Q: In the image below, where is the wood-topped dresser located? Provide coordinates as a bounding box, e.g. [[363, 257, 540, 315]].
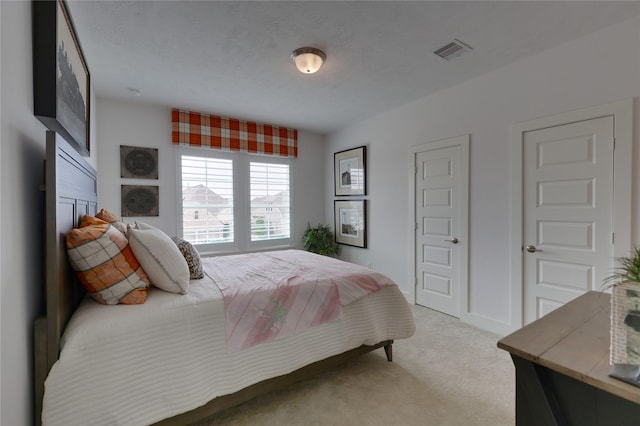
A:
[[498, 291, 640, 426]]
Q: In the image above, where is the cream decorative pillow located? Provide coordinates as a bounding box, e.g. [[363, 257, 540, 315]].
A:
[[66, 216, 149, 305], [128, 223, 190, 294], [171, 236, 204, 279]]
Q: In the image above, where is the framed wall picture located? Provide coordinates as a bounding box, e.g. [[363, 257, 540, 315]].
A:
[[33, 0, 91, 156], [334, 200, 366, 248], [120, 146, 159, 179], [121, 185, 159, 217], [334, 146, 366, 196]]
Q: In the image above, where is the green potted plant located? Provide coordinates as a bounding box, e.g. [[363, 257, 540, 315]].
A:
[[302, 223, 340, 257], [603, 247, 640, 289], [605, 247, 640, 370]]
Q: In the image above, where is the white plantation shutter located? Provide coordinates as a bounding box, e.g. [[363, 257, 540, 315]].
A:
[[178, 148, 292, 254], [180, 155, 234, 245], [250, 162, 290, 241]]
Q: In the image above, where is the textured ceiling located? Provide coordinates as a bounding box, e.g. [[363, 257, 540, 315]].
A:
[[66, 1, 640, 134]]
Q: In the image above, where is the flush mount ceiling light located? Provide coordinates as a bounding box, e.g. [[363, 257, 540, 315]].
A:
[[290, 47, 326, 74]]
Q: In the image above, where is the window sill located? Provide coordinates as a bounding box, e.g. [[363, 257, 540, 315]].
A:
[[199, 244, 297, 258]]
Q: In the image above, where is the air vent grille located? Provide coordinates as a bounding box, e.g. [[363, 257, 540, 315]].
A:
[[434, 39, 473, 61]]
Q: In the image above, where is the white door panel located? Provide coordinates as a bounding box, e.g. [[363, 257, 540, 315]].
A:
[[423, 272, 451, 295], [539, 179, 593, 206], [523, 116, 614, 324], [537, 259, 593, 290]]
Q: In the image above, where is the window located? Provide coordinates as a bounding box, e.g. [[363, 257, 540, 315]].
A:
[[178, 147, 291, 254]]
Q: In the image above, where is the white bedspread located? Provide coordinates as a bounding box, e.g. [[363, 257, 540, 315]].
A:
[[42, 251, 415, 426]]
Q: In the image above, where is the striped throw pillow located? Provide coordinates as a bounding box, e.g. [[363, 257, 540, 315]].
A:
[[66, 216, 149, 304], [128, 223, 190, 294]]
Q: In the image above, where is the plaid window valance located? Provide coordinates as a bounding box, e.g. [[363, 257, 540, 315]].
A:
[[171, 109, 298, 158]]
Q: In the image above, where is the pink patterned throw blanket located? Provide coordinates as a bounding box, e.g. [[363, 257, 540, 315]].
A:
[[202, 250, 394, 352]]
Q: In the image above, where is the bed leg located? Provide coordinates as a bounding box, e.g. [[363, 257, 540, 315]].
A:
[[384, 341, 393, 362]]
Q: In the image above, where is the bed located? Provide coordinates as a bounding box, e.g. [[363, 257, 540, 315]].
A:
[[34, 131, 416, 426]]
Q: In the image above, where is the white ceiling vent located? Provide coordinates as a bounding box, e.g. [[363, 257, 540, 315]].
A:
[[434, 39, 473, 61]]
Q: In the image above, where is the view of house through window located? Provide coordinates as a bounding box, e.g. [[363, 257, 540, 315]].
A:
[[180, 156, 234, 244], [250, 162, 290, 241], [179, 151, 291, 252]]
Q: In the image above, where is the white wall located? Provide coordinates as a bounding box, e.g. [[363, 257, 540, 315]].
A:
[[1, 2, 4, 419], [0, 2, 98, 424], [96, 98, 326, 247], [325, 14, 640, 334]]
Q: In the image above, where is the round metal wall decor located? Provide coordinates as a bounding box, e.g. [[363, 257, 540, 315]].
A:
[[120, 145, 158, 179], [121, 185, 159, 217], [124, 149, 155, 176]]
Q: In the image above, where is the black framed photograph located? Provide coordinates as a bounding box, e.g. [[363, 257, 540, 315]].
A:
[[121, 185, 159, 217], [120, 146, 159, 179], [334, 146, 366, 196], [33, 0, 91, 156], [334, 200, 366, 248]]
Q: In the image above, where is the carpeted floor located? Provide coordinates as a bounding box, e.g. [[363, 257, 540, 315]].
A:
[[197, 305, 515, 426]]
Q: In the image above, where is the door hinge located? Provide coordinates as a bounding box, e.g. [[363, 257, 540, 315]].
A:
[[612, 232, 615, 244]]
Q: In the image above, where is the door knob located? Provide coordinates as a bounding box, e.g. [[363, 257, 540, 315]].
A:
[[526, 245, 541, 253], [444, 238, 459, 244]]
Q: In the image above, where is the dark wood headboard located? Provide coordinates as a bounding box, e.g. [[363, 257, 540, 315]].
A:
[[34, 131, 97, 425]]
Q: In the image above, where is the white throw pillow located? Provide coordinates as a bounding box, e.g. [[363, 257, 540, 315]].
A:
[[128, 224, 190, 294]]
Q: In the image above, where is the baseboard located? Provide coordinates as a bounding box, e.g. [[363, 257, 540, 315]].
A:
[[409, 300, 515, 337], [459, 311, 514, 337]]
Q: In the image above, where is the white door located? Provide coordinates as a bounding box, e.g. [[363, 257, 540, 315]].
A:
[[414, 136, 468, 317], [523, 116, 614, 324]]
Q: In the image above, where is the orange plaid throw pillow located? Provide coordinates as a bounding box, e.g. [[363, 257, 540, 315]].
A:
[[95, 208, 128, 236], [66, 215, 149, 304]]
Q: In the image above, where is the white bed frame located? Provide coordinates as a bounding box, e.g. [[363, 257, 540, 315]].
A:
[[34, 131, 392, 426]]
